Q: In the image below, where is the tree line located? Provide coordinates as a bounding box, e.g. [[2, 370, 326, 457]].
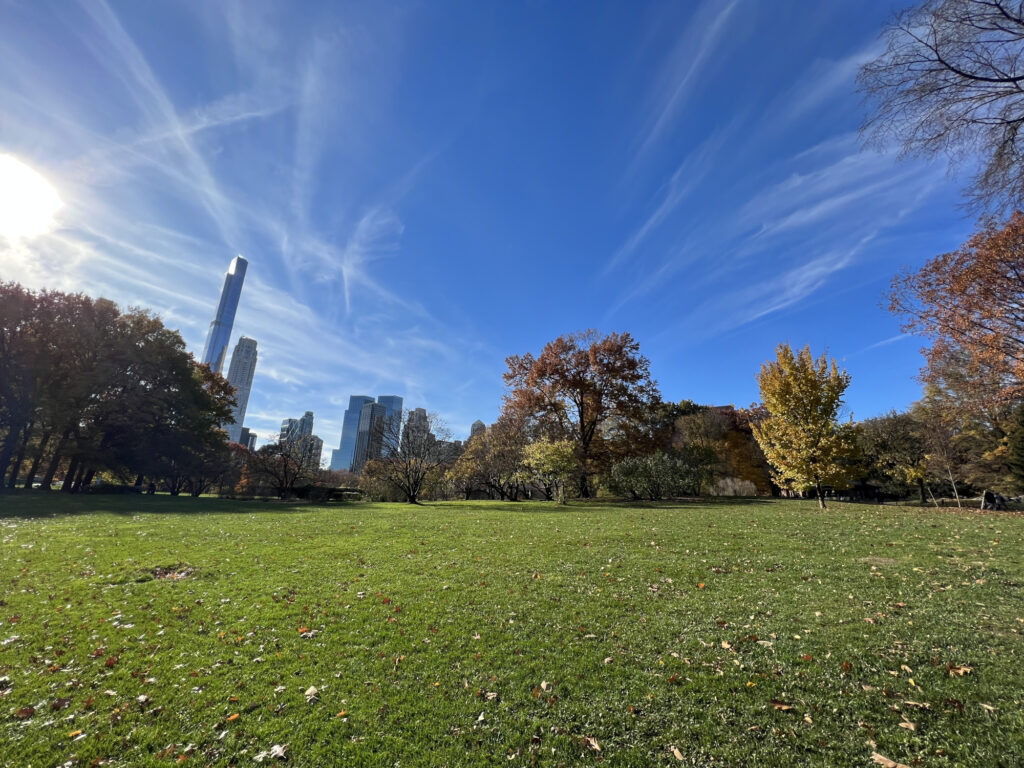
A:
[[0, 282, 236, 495]]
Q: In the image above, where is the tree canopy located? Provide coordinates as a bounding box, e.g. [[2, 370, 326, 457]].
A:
[[752, 344, 857, 509], [503, 330, 659, 497]]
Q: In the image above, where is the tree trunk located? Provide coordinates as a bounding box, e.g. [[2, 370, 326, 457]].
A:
[[81, 468, 96, 491], [946, 465, 962, 509], [0, 425, 23, 491], [815, 481, 827, 510], [917, 477, 927, 505], [23, 430, 51, 490], [71, 464, 88, 493], [62, 455, 80, 493], [578, 473, 590, 499], [41, 430, 71, 490], [7, 421, 33, 488]]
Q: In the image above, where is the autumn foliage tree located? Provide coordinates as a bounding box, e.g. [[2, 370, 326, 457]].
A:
[[503, 330, 659, 497], [890, 213, 1024, 402], [752, 344, 857, 509]]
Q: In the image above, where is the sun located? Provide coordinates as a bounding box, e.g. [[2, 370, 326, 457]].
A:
[[0, 154, 64, 242]]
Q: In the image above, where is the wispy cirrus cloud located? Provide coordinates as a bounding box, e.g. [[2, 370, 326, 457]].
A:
[[633, 0, 740, 161], [0, 0, 494, 452]]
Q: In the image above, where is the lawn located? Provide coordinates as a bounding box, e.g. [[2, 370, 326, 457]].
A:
[[0, 495, 1022, 767]]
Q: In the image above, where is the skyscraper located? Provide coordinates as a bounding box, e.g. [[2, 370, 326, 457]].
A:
[[225, 336, 257, 443], [402, 407, 432, 454], [201, 255, 248, 374], [470, 420, 486, 439], [280, 411, 313, 444], [377, 395, 404, 450], [330, 395, 375, 471], [351, 401, 387, 472]]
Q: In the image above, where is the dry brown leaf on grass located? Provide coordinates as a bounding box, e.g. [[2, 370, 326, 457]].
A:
[[584, 736, 601, 752], [304, 686, 318, 703], [899, 720, 915, 731], [671, 746, 684, 761], [871, 753, 910, 768], [770, 699, 793, 711], [540, 680, 552, 692]]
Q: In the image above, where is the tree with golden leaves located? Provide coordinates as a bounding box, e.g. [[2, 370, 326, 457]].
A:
[[752, 344, 857, 509]]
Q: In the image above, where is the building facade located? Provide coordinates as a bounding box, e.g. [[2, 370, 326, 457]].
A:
[[470, 420, 486, 439], [330, 395, 375, 471], [351, 401, 387, 472], [201, 255, 248, 374], [377, 395, 404, 447], [280, 411, 313, 444], [225, 336, 257, 443]]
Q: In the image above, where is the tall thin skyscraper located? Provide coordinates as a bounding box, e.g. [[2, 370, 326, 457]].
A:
[[225, 337, 258, 443], [330, 395, 375, 471], [201, 255, 248, 374]]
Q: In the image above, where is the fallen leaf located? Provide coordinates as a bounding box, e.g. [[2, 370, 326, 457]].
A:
[[671, 746, 684, 761], [770, 700, 793, 711], [604, 657, 613, 665], [947, 664, 973, 677], [584, 736, 601, 752], [69, 730, 83, 738], [540, 681, 552, 692], [304, 686, 318, 703], [871, 753, 911, 768], [14, 707, 34, 719], [899, 720, 915, 731], [227, 713, 239, 722], [270, 744, 287, 760]]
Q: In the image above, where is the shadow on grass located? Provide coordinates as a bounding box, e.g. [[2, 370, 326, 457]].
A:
[[0, 489, 362, 519]]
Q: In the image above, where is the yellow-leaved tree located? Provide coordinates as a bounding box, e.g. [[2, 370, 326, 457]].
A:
[[752, 343, 857, 509]]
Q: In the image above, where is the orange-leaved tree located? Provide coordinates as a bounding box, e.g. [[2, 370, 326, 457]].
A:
[[503, 330, 659, 498], [890, 213, 1024, 404]]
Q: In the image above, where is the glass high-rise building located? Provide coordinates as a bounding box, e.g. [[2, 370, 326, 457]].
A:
[[201, 255, 248, 374], [377, 395, 403, 446], [330, 395, 375, 471], [351, 402, 387, 472], [280, 411, 314, 444], [225, 336, 257, 443]]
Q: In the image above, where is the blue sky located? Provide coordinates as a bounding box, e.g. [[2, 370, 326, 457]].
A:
[[0, 0, 975, 451]]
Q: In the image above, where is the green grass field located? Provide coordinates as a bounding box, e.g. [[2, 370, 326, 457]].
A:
[[0, 495, 1021, 767]]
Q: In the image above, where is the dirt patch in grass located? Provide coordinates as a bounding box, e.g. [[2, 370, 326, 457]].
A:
[[151, 564, 194, 580]]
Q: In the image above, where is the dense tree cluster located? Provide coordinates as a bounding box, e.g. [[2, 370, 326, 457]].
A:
[[0, 282, 236, 495]]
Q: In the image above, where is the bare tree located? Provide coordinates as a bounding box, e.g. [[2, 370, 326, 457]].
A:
[[365, 410, 460, 503], [248, 440, 315, 498], [859, 0, 1024, 212]]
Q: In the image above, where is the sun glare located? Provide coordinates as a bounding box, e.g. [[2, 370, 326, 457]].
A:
[[0, 154, 64, 242]]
